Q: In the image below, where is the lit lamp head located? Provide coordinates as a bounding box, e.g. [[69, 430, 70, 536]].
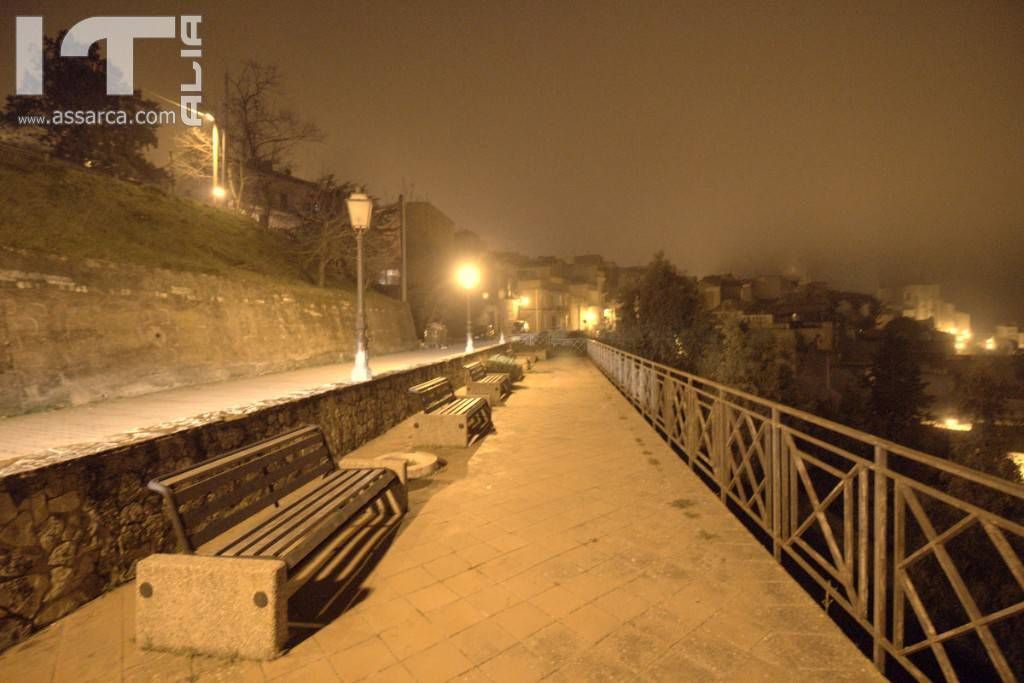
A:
[[519, 296, 530, 307], [456, 263, 481, 291], [211, 185, 227, 199], [346, 191, 373, 232]]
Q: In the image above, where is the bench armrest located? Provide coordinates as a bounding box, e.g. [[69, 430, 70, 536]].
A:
[[340, 456, 408, 485]]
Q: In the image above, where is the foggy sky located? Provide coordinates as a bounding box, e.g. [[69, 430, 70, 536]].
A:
[[2, 1, 1022, 329]]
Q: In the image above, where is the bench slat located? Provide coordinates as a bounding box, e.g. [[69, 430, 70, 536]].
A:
[[236, 469, 379, 559], [409, 377, 456, 413], [178, 443, 331, 529], [212, 469, 367, 557], [286, 509, 401, 595], [187, 456, 338, 549], [437, 397, 485, 416], [172, 436, 324, 506], [465, 362, 487, 381], [213, 470, 393, 568], [158, 426, 321, 490], [275, 473, 394, 568]]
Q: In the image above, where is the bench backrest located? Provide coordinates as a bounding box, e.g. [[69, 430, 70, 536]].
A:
[[148, 425, 334, 552], [408, 376, 456, 413], [488, 355, 524, 381], [465, 362, 487, 381]]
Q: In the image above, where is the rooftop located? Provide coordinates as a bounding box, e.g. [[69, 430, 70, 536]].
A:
[[0, 356, 880, 682]]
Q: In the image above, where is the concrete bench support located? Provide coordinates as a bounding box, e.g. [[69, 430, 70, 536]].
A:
[[467, 379, 505, 406], [136, 554, 287, 660], [412, 411, 477, 447]]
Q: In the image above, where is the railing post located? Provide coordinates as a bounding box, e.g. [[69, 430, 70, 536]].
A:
[[858, 465, 869, 619], [684, 378, 696, 463], [872, 445, 888, 672], [770, 406, 782, 562], [715, 388, 728, 502]]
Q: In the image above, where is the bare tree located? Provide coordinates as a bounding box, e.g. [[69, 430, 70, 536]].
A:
[[338, 199, 402, 292], [169, 125, 214, 182], [294, 175, 354, 287], [294, 180, 403, 290], [226, 61, 323, 226]]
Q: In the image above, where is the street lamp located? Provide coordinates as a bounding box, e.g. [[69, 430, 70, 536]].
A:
[[346, 191, 373, 381], [203, 112, 228, 201], [456, 263, 481, 353]]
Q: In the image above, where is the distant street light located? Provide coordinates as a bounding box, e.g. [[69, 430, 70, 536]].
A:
[[146, 91, 227, 199], [347, 191, 374, 381], [456, 263, 481, 353], [203, 111, 227, 201]]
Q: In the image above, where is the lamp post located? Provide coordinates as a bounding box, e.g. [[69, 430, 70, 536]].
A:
[[346, 191, 373, 381], [456, 263, 481, 354], [202, 112, 227, 201]]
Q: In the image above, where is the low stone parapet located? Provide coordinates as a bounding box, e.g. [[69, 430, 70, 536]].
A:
[[0, 345, 497, 652]]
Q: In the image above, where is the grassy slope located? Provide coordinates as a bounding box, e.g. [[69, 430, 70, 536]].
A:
[[0, 152, 342, 290]]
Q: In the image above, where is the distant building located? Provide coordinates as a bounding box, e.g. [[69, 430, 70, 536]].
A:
[[877, 283, 971, 352], [403, 201, 459, 335], [174, 163, 317, 230], [994, 325, 1022, 352], [245, 167, 319, 229], [751, 274, 800, 301], [478, 254, 618, 334], [699, 274, 753, 311]]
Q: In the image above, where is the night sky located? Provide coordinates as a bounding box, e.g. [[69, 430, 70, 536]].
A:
[[2, 1, 1022, 329]]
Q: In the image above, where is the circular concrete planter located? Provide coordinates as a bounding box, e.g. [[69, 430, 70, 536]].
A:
[[376, 451, 441, 479]]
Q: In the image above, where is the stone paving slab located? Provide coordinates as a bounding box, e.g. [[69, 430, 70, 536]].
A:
[[0, 356, 883, 682]]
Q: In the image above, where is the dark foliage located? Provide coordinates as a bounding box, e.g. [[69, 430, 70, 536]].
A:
[[863, 317, 933, 445], [612, 252, 713, 371], [4, 31, 164, 182]]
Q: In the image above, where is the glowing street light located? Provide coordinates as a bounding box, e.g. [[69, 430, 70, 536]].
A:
[[347, 191, 374, 381], [456, 263, 481, 353], [201, 112, 229, 201]]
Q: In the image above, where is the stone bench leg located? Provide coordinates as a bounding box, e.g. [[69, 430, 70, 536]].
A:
[[466, 380, 504, 406], [136, 554, 287, 660], [411, 413, 474, 447]]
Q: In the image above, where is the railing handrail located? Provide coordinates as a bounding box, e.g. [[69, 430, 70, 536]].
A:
[[587, 339, 1024, 501], [586, 338, 1024, 682]]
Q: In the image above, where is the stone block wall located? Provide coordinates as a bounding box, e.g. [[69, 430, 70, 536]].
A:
[[0, 248, 417, 417], [0, 345, 498, 651]]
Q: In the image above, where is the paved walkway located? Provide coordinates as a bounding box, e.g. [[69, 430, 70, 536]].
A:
[[0, 342, 501, 464], [0, 356, 882, 682]]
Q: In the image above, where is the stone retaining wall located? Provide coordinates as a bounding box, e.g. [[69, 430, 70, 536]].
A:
[[0, 346, 498, 651], [0, 248, 417, 417]]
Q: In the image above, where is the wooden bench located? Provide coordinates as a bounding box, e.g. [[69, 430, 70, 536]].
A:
[[487, 354, 526, 382], [464, 361, 511, 405], [136, 425, 407, 660], [408, 376, 493, 447]]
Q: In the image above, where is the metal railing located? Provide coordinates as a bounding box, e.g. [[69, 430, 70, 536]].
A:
[[550, 337, 588, 354], [588, 340, 1024, 682]]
